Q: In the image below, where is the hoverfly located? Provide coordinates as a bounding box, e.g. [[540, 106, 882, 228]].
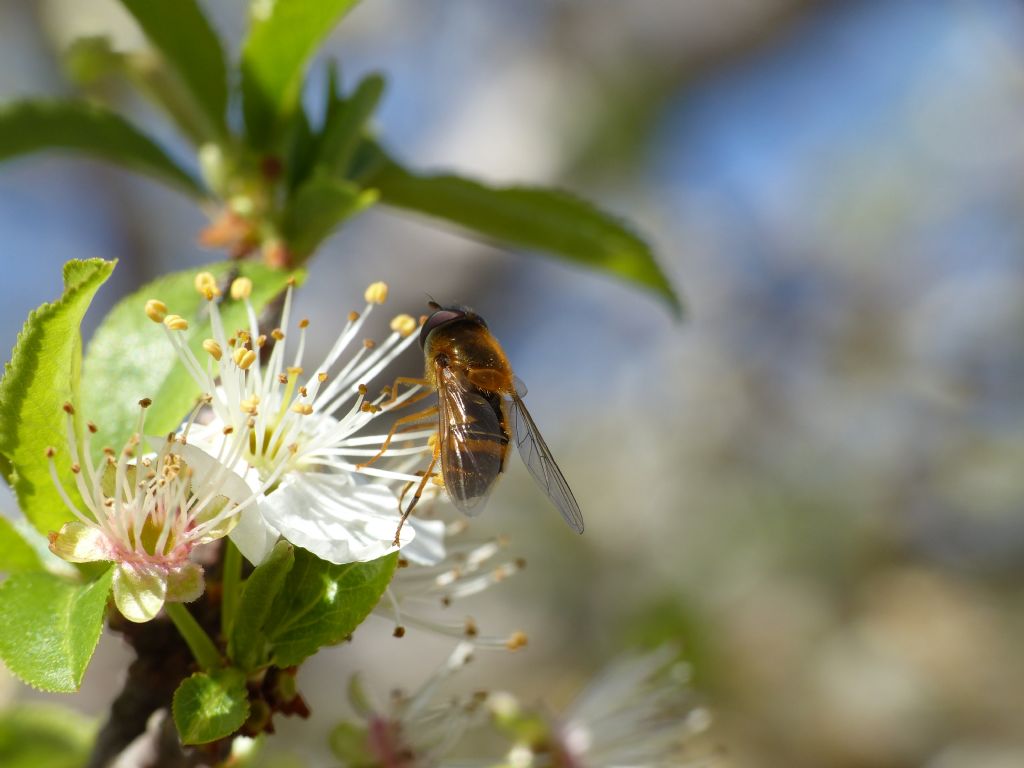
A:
[[359, 302, 584, 543]]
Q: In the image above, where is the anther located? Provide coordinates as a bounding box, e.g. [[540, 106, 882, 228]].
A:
[[233, 348, 257, 370], [348, 310, 360, 322], [194, 271, 221, 300], [203, 339, 223, 360], [506, 631, 528, 651], [164, 314, 189, 331], [392, 626, 406, 638], [87, 422, 98, 433], [63, 402, 75, 415], [45, 446, 56, 458], [299, 319, 310, 329], [240, 395, 260, 414], [277, 374, 288, 384], [257, 334, 267, 348], [271, 329, 284, 341], [390, 314, 417, 337], [286, 366, 303, 376], [364, 281, 388, 304], [464, 619, 479, 638], [291, 403, 313, 415], [317, 372, 328, 383], [144, 299, 168, 323], [139, 398, 152, 409], [358, 384, 368, 396], [363, 339, 376, 350], [70, 463, 80, 474], [230, 276, 253, 300]]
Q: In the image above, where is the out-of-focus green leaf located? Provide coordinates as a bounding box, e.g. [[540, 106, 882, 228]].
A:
[[0, 259, 114, 536], [172, 667, 250, 745], [0, 568, 113, 692], [282, 175, 377, 258], [228, 541, 295, 672], [265, 549, 397, 667], [0, 704, 95, 768], [0, 517, 42, 574], [364, 148, 682, 316], [117, 0, 228, 138], [316, 73, 384, 177], [81, 263, 300, 453], [0, 101, 203, 196], [241, 0, 361, 147]]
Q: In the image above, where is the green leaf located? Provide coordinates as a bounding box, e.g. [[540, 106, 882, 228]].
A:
[[117, 0, 228, 138], [0, 101, 204, 197], [0, 259, 115, 536], [0, 568, 113, 692], [364, 149, 681, 316], [266, 549, 397, 667], [81, 262, 300, 453], [316, 73, 384, 178], [228, 541, 295, 672], [0, 517, 42, 574], [172, 667, 250, 745], [241, 0, 361, 147], [0, 704, 96, 768], [282, 175, 377, 258]]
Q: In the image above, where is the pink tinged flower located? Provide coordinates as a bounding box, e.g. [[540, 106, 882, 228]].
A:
[[150, 274, 434, 566], [46, 400, 257, 623]]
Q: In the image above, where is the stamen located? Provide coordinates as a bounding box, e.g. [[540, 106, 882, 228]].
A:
[[203, 339, 223, 360], [144, 299, 168, 323], [230, 276, 253, 300], [390, 314, 417, 337], [194, 271, 221, 300], [364, 281, 388, 305], [164, 314, 189, 331]]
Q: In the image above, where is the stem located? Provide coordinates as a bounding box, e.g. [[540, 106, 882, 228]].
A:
[[222, 538, 242, 638], [166, 603, 222, 671]]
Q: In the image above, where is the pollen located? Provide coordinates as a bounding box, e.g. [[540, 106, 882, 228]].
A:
[[164, 314, 189, 331], [364, 281, 388, 305], [202, 339, 223, 360], [230, 276, 253, 300], [291, 403, 313, 415], [233, 347, 257, 370], [390, 314, 417, 337], [194, 271, 221, 300], [144, 299, 168, 323]]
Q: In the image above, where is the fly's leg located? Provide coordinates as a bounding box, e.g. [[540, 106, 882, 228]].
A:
[[355, 406, 438, 470], [394, 448, 440, 546], [378, 376, 431, 408]]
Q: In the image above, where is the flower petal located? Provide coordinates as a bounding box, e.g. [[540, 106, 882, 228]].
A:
[[166, 561, 205, 604], [403, 518, 446, 566], [260, 473, 413, 564], [48, 521, 111, 563], [229, 506, 280, 565], [112, 562, 168, 623]]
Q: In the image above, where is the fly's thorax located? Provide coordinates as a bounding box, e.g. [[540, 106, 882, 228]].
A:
[[423, 319, 514, 393]]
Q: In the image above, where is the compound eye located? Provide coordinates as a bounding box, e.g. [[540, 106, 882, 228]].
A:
[[419, 309, 464, 348]]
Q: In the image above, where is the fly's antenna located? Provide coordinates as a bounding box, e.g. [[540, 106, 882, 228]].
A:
[[425, 294, 442, 311]]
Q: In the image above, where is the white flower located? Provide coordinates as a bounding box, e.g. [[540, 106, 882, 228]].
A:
[[495, 646, 714, 768], [331, 642, 487, 767], [149, 274, 434, 566], [46, 399, 256, 622], [379, 518, 529, 651]]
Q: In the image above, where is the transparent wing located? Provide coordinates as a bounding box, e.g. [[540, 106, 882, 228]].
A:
[[436, 365, 508, 516], [509, 392, 584, 534]]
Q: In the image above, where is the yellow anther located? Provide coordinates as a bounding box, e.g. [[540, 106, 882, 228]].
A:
[[230, 276, 253, 300], [291, 403, 314, 415], [277, 373, 288, 384], [363, 339, 376, 350], [390, 314, 417, 337], [233, 347, 257, 370], [506, 631, 528, 651], [286, 366, 303, 376], [271, 328, 284, 341], [194, 271, 220, 300], [358, 384, 368, 396], [299, 318, 310, 329], [464, 618, 479, 638], [145, 299, 168, 323], [257, 334, 267, 348], [348, 310, 360, 322], [240, 395, 260, 414], [318, 372, 328, 383], [364, 281, 388, 304], [298, 386, 308, 397], [202, 339, 223, 361], [71, 463, 80, 474], [164, 314, 189, 331]]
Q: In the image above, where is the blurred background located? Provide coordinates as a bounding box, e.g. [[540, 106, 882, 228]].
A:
[[3, 0, 1024, 766]]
